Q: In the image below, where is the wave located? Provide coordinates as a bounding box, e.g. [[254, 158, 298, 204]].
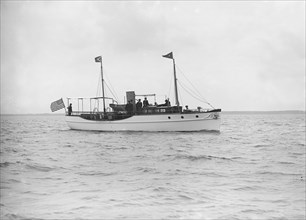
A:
[[0, 161, 23, 168], [77, 171, 116, 176], [136, 167, 158, 174], [234, 186, 264, 191], [0, 162, 11, 168], [1, 209, 44, 220], [252, 144, 271, 148], [240, 209, 271, 214], [25, 164, 55, 172], [175, 154, 233, 161], [277, 161, 296, 165], [197, 171, 226, 178], [63, 144, 73, 148], [153, 186, 168, 192], [256, 171, 302, 176], [178, 194, 194, 200]]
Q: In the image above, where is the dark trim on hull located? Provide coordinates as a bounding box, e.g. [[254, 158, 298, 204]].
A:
[[67, 110, 221, 122], [208, 108, 221, 113]]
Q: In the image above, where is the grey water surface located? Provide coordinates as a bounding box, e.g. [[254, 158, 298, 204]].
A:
[[0, 112, 305, 219]]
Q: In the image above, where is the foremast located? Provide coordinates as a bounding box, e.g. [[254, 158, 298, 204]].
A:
[[95, 56, 106, 115]]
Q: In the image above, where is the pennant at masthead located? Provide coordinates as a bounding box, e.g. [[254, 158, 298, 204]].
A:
[[162, 52, 173, 59], [95, 56, 102, 62]]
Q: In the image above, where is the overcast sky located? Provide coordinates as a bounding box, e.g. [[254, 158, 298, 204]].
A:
[[1, 1, 305, 114]]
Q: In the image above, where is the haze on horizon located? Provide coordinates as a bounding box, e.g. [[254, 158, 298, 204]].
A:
[[1, 1, 305, 114]]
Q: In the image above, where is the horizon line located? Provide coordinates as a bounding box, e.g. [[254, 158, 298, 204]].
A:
[[0, 110, 305, 116]]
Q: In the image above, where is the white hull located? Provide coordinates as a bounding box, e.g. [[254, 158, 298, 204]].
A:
[[65, 112, 221, 132]]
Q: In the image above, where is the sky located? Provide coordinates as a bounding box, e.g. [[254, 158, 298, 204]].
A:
[[1, 1, 305, 114]]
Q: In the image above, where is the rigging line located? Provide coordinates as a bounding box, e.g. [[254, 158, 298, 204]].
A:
[[104, 80, 118, 101], [176, 64, 205, 99], [179, 81, 214, 109], [178, 83, 184, 107], [178, 80, 214, 108], [176, 65, 208, 101], [103, 70, 119, 102], [178, 79, 208, 103], [104, 81, 119, 102], [177, 66, 207, 102], [181, 81, 214, 108], [176, 67, 214, 108], [178, 80, 205, 103]]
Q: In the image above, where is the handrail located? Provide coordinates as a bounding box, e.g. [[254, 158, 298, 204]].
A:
[[67, 96, 118, 103]]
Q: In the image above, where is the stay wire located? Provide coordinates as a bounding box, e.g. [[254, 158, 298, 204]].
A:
[[103, 70, 119, 102], [178, 80, 206, 102], [177, 80, 214, 109], [104, 81, 119, 103], [176, 65, 210, 103]]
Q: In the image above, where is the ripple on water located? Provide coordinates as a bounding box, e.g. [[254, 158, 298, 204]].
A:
[[0, 113, 305, 219]]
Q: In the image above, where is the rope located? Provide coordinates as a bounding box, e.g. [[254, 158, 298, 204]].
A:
[[177, 80, 214, 109], [95, 68, 120, 106], [176, 65, 208, 102], [176, 65, 215, 109], [104, 81, 119, 102], [104, 70, 119, 101]]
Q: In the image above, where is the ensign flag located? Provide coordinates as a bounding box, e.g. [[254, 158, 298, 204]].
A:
[[50, 98, 65, 112]]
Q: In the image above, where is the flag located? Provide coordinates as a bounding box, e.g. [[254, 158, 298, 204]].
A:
[[50, 98, 65, 112], [95, 56, 102, 62], [162, 52, 173, 59]]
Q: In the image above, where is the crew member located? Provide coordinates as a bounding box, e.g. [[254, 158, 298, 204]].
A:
[[143, 97, 149, 107], [136, 99, 142, 112], [68, 103, 72, 116]]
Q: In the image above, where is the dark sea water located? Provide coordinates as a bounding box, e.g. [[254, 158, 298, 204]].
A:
[[0, 112, 305, 220]]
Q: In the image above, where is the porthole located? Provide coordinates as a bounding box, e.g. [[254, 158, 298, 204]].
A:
[[168, 116, 171, 119], [181, 116, 184, 119], [196, 115, 199, 118]]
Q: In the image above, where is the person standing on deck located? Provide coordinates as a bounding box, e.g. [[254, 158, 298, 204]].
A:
[[68, 104, 72, 116], [166, 98, 171, 106], [143, 97, 149, 107], [136, 99, 142, 112]]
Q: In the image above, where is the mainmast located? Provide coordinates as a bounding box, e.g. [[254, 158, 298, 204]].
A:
[[95, 56, 106, 114], [163, 52, 179, 107], [172, 58, 179, 107]]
